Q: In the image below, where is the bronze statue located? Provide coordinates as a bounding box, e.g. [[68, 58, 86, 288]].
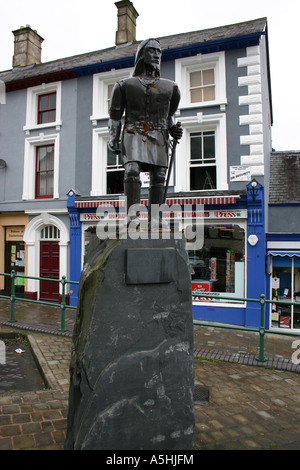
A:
[[108, 38, 182, 227]]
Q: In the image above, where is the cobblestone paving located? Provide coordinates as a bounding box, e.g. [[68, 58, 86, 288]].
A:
[[194, 358, 300, 450], [1, 320, 300, 450], [0, 331, 72, 450]]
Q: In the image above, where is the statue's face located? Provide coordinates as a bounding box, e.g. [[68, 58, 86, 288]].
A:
[[143, 40, 161, 73]]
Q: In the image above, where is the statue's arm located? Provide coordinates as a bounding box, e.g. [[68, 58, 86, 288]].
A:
[[168, 83, 182, 140], [108, 82, 125, 153]]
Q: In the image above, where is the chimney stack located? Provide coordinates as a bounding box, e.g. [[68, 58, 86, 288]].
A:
[[115, 1, 139, 46], [12, 25, 44, 68]]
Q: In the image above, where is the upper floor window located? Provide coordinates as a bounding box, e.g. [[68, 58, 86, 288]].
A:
[[23, 133, 60, 201], [38, 92, 56, 124], [91, 69, 133, 122], [24, 82, 62, 132], [175, 51, 226, 109], [35, 145, 54, 198], [174, 113, 228, 192], [190, 69, 215, 103], [190, 131, 216, 190], [106, 84, 115, 115]]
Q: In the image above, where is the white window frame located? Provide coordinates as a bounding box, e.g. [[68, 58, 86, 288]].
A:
[[22, 133, 60, 200], [175, 113, 228, 192], [23, 81, 62, 132], [175, 51, 227, 109], [91, 127, 109, 196], [90, 68, 133, 122]]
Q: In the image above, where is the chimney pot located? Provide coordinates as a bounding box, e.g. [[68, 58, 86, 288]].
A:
[[12, 26, 44, 68], [115, 0, 139, 46]]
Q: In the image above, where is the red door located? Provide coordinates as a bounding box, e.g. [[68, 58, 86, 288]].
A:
[[40, 241, 59, 302]]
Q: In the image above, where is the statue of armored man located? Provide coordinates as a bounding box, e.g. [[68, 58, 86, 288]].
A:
[[108, 38, 182, 227]]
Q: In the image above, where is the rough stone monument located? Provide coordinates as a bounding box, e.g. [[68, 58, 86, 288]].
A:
[[65, 235, 194, 450], [65, 37, 194, 450]]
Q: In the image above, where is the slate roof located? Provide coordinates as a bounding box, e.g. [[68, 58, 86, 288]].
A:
[[0, 17, 267, 87], [269, 152, 300, 204]]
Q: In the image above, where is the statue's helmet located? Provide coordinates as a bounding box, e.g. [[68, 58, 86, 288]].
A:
[[133, 38, 161, 77]]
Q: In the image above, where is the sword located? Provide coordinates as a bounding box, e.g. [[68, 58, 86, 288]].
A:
[[163, 122, 182, 203]]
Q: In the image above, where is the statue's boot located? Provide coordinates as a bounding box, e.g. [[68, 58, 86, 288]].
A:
[[148, 183, 169, 231], [124, 178, 141, 228]]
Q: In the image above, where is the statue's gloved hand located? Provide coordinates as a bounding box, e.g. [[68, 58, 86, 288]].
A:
[[108, 139, 121, 154], [169, 123, 183, 140]]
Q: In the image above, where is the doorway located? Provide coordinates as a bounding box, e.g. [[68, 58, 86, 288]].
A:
[[40, 241, 60, 302], [4, 240, 25, 297]]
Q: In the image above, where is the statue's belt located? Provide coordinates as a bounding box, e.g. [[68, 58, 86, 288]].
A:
[[125, 122, 167, 136]]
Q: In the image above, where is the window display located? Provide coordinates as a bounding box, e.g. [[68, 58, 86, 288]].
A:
[[271, 257, 300, 330], [188, 223, 245, 303]]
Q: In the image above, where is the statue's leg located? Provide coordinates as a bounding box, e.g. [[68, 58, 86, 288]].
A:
[[124, 162, 141, 225], [148, 166, 167, 228]]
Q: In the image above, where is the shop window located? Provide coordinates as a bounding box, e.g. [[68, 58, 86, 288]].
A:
[[35, 145, 54, 198], [188, 223, 245, 303], [38, 92, 56, 124], [190, 131, 216, 190], [106, 147, 124, 194], [271, 257, 300, 330]]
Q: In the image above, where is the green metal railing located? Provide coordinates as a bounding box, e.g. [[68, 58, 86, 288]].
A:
[[0, 271, 79, 332], [192, 292, 300, 362], [1, 271, 299, 358]]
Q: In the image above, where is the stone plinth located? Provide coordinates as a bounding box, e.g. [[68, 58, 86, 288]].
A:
[[65, 236, 194, 450]]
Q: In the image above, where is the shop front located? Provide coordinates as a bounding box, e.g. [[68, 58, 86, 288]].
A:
[[0, 214, 28, 296], [67, 185, 266, 328], [266, 235, 300, 332]]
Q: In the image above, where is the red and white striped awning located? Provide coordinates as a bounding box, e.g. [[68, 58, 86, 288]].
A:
[[75, 195, 239, 209]]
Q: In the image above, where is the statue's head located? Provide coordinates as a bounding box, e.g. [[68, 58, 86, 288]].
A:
[[133, 38, 161, 77]]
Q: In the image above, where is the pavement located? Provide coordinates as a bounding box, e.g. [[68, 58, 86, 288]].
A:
[[1, 297, 300, 451]]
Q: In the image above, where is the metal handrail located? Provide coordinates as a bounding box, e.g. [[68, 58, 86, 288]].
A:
[[1, 271, 299, 358], [193, 292, 300, 362], [0, 271, 79, 332]]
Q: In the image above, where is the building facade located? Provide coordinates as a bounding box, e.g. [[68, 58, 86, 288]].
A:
[[0, 2, 273, 328]]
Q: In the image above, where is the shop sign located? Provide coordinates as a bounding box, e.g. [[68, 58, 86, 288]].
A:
[[80, 209, 247, 222], [192, 282, 213, 302], [6, 226, 25, 241]]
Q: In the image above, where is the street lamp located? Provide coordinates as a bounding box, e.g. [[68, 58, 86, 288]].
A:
[[247, 179, 259, 201]]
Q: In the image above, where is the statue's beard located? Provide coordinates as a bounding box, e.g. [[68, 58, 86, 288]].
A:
[[144, 62, 160, 76]]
